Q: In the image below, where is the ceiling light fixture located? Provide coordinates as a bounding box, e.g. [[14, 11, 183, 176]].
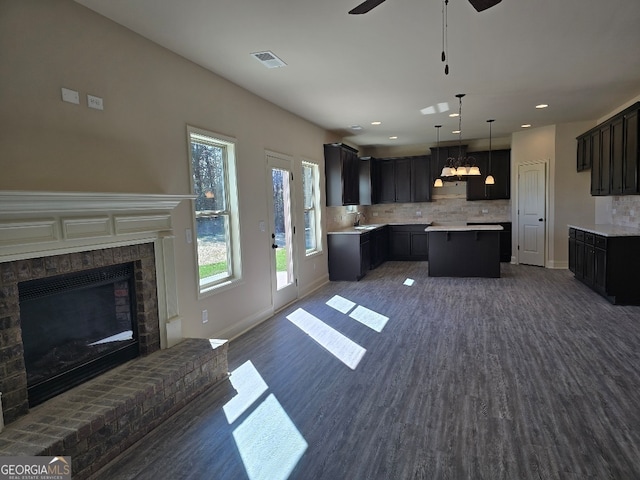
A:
[[440, 94, 481, 177], [433, 125, 444, 188], [521, 124, 532, 128], [535, 104, 548, 109], [485, 119, 495, 185], [371, 121, 382, 125], [389, 136, 398, 140]]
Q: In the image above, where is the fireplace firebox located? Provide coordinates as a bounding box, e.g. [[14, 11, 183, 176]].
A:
[[18, 262, 139, 407]]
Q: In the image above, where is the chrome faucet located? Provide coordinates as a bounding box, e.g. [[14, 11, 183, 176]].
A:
[[353, 211, 363, 226]]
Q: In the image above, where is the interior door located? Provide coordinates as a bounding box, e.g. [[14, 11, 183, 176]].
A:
[[517, 162, 546, 267], [266, 153, 298, 311]]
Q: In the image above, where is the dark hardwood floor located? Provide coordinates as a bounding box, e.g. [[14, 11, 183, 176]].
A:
[[92, 262, 640, 480]]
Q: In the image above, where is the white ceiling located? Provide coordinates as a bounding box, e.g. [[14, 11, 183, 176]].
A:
[[75, 0, 640, 148]]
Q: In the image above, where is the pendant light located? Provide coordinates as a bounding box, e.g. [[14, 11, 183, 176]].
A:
[[441, 94, 481, 177], [485, 119, 495, 185], [433, 125, 444, 187]]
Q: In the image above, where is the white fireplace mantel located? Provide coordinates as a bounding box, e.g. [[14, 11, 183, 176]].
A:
[[0, 190, 196, 349]]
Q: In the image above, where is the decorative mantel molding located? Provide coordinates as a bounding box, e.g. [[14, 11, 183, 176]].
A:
[[0, 190, 194, 216], [0, 190, 196, 350]]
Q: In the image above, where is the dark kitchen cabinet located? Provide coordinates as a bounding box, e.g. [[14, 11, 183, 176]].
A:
[[359, 157, 374, 205], [328, 232, 370, 281], [568, 227, 640, 305], [395, 158, 412, 203], [324, 143, 360, 206], [374, 156, 431, 204], [377, 159, 396, 203], [411, 155, 431, 202], [466, 149, 511, 200], [467, 222, 512, 262], [611, 116, 624, 195], [388, 224, 429, 260], [369, 226, 388, 269], [576, 133, 592, 172], [328, 226, 388, 281], [623, 108, 639, 194], [583, 102, 640, 196], [590, 130, 602, 195]]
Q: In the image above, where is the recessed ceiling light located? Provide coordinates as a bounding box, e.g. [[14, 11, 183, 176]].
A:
[[521, 124, 532, 128], [452, 129, 461, 134], [389, 136, 398, 140], [449, 113, 459, 117], [350, 125, 363, 130], [371, 121, 382, 125], [535, 104, 548, 109]]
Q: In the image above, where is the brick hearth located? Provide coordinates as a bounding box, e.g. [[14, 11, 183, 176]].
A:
[[0, 338, 229, 479]]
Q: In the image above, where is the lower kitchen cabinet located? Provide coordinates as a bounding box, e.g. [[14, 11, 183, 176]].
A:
[[328, 226, 388, 281], [467, 222, 512, 262], [388, 224, 429, 261], [328, 233, 370, 281], [568, 226, 640, 305]]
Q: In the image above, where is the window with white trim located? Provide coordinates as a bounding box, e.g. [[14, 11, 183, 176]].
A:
[[302, 161, 322, 255], [187, 126, 241, 293]]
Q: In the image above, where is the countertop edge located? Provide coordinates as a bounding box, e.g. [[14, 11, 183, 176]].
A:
[[426, 225, 504, 232], [568, 223, 640, 237]]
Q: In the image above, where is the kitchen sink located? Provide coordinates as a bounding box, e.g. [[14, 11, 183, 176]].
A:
[[353, 224, 381, 230]]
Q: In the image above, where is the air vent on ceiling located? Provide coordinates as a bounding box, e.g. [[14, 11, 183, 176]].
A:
[[251, 51, 287, 69]]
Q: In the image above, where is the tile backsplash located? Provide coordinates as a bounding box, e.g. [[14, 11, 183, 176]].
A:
[[612, 196, 640, 228], [327, 199, 511, 231]]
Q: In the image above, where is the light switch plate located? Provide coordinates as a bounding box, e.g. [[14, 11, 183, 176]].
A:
[[61, 87, 79, 104]]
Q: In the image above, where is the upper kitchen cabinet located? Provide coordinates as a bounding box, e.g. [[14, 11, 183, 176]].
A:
[[576, 132, 592, 172], [466, 149, 511, 200], [411, 155, 431, 202], [324, 143, 360, 206], [375, 155, 431, 204], [583, 102, 640, 196]]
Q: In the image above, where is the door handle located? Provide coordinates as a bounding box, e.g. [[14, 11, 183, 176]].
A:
[[538, 218, 544, 222], [272, 243, 278, 249]]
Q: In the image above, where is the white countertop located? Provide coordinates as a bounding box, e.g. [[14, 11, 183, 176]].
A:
[[426, 225, 504, 232], [568, 223, 640, 237], [328, 222, 432, 235]]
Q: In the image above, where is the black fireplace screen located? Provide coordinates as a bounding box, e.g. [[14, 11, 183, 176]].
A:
[[18, 262, 139, 406]]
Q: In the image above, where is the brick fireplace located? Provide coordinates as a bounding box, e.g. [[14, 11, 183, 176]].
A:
[[0, 191, 194, 423], [0, 191, 231, 478], [0, 243, 160, 423]]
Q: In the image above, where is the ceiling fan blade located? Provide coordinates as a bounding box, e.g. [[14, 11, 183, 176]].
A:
[[349, 0, 387, 15], [467, 0, 502, 12]]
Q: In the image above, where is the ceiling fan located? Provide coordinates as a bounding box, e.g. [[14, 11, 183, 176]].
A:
[[349, 0, 501, 15]]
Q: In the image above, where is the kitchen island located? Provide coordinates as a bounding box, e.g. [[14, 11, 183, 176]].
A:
[[426, 224, 503, 277]]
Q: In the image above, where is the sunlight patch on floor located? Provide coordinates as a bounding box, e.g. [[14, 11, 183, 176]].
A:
[[349, 305, 389, 332], [286, 308, 366, 369], [232, 393, 308, 480], [326, 294, 356, 314], [223, 360, 269, 424]]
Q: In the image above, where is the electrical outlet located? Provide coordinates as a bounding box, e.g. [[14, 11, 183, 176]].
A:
[[202, 310, 208, 324], [185, 229, 192, 244], [372, 212, 379, 217], [87, 94, 104, 110], [416, 211, 422, 217]]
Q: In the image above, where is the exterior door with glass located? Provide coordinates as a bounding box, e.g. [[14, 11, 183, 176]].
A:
[[266, 153, 298, 311]]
